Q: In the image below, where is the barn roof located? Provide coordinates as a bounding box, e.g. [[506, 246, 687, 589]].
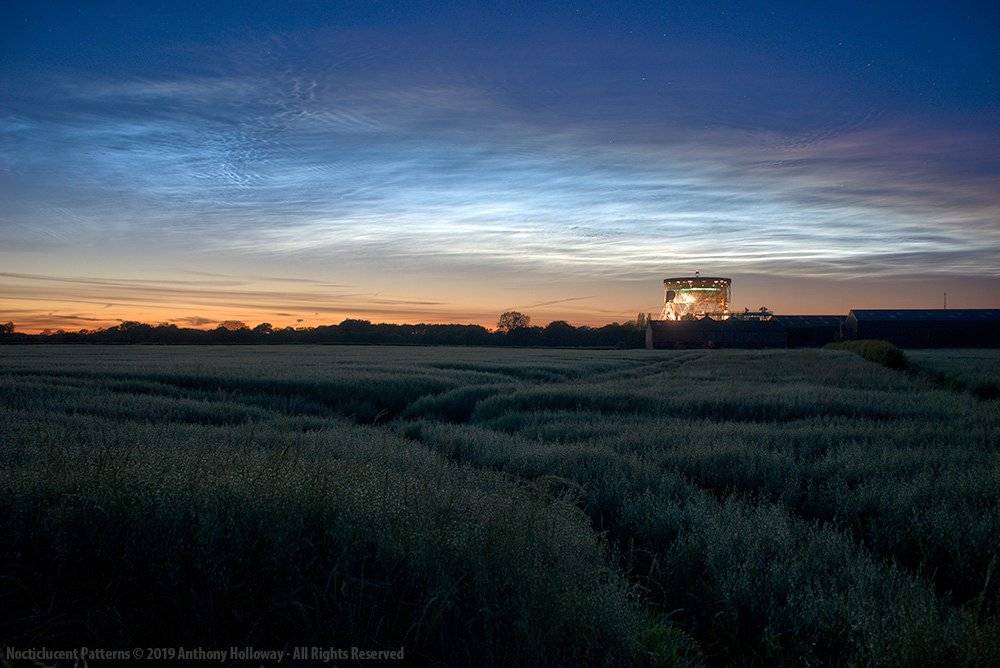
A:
[[647, 318, 786, 330], [849, 309, 1000, 322], [775, 315, 845, 327]]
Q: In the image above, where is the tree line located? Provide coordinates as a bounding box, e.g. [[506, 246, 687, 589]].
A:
[[0, 312, 648, 348]]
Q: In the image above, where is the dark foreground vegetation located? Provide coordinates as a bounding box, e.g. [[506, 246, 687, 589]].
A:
[[829, 341, 1000, 400], [827, 339, 908, 370], [908, 349, 1000, 400], [1, 346, 998, 665]]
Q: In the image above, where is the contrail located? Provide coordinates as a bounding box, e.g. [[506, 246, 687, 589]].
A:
[[524, 295, 597, 308]]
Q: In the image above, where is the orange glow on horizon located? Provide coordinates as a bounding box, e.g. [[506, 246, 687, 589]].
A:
[[4, 269, 999, 335]]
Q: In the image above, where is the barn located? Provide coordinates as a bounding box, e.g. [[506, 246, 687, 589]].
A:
[[844, 309, 1000, 348], [646, 317, 787, 349], [776, 315, 845, 347]]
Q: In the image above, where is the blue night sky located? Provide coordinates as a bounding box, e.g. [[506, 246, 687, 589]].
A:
[[2, 1, 998, 330]]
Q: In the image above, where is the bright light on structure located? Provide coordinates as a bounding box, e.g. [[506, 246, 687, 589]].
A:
[[658, 275, 732, 320]]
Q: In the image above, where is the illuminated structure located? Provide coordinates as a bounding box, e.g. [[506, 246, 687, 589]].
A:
[[658, 275, 731, 321], [645, 274, 1000, 348]]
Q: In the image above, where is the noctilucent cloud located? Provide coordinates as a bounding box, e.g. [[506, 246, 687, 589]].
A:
[[2, 1, 998, 331]]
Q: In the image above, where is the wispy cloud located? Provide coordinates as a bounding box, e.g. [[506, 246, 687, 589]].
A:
[[172, 315, 217, 326], [11, 75, 996, 279]]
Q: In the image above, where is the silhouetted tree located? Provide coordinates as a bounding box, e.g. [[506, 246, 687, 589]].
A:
[[497, 311, 530, 333], [338, 319, 374, 332], [0, 322, 13, 336], [0, 317, 654, 348], [543, 320, 577, 346], [501, 325, 541, 346]]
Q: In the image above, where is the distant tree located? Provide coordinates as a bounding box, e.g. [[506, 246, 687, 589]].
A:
[[118, 321, 146, 330], [497, 311, 530, 333], [0, 322, 13, 336], [338, 319, 374, 332], [543, 320, 577, 346], [0, 315, 648, 348]]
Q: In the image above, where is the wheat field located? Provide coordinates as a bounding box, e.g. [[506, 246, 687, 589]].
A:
[[1, 345, 997, 665]]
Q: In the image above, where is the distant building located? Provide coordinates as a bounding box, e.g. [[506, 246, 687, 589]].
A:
[[776, 315, 845, 347], [646, 317, 786, 349], [645, 276, 1000, 349], [845, 309, 1000, 348]]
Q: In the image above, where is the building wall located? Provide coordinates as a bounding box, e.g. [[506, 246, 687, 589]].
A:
[[647, 310, 1000, 349], [785, 325, 842, 347], [647, 319, 787, 349], [848, 319, 1000, 347]]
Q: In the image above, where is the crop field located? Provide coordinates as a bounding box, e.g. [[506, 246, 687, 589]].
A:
[[1, 345, 998, 665], [908, 349, 1000, 399]]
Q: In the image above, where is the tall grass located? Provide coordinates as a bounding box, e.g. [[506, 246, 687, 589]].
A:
[[0, 414, 686, 664], [908, 349, 1000, 399], [1, 345, 997, 665], [826, 339, 908, 369]]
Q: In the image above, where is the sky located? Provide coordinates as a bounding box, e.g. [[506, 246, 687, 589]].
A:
[[2, 1, 998, 332]]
